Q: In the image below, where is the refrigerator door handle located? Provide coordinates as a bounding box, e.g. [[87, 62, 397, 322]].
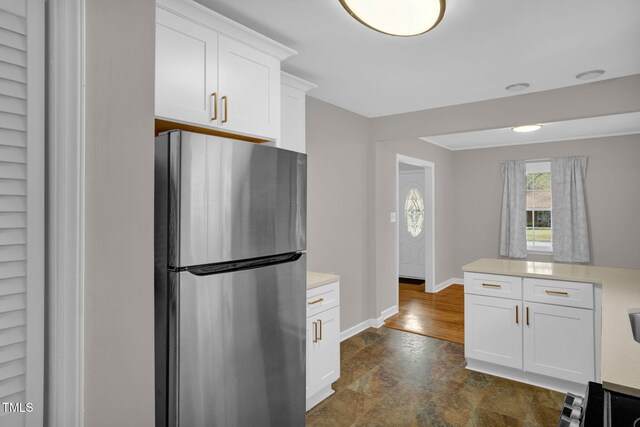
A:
[[184, 252, 302, 276]]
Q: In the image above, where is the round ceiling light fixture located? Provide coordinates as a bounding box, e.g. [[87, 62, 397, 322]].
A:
[[512, 124, 543, 133], [339, 0, 446, 37], [575, 69, 605, 80], [505, 83, 530, 92]]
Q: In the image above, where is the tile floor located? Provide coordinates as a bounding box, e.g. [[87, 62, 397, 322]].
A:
[[306, 327, 564, 427]]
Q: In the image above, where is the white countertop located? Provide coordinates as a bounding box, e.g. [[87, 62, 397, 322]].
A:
[[463, 258, 640, 396], [307, 271, 340, 290]]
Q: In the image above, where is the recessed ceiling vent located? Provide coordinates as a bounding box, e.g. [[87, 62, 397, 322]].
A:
[[505, 83, 530, 92], [576, 70, 605, 80]]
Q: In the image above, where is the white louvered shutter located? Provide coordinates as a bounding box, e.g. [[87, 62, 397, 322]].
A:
[[0, 0, 44, 426]]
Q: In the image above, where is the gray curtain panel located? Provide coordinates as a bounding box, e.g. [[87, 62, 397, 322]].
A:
[[499, 160, 527, 258], [551, 156, 590, 263]]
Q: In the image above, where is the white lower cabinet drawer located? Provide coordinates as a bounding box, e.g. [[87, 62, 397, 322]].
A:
[[465, 272, 522, 300], [306, 281, 339, 317], [523, 278, 594, 309], [523, 302, 595, 384]]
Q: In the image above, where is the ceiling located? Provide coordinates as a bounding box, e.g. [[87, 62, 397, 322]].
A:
[[421, 112, 640, 151], [197, 0, 640, 118]]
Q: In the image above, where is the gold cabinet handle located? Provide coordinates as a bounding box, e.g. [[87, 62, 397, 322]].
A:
[[545, 290, 569, 296], [516, 305, 519, 325], [221, 95, 228, 123], [211, 92, 218, 121], [526, 307, 530, 326], [318, 319, 322, 341], [313, 321, 318, 343], [482, 283, 501, 288], [308, 298, 324, 306]]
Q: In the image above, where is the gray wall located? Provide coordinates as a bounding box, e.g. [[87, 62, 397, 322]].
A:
[[306, 75, 640, 332], [306, 98, 376, 331], [374, 138, 457, 313], [84, 0, 156, 425], [453, 134, 640, 272]]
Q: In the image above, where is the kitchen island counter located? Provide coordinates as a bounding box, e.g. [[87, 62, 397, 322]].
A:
[[463, 258, 640, 397]]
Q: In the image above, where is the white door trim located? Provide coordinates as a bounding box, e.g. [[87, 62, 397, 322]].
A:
[[47, 0, 86, 425], [396, 154, 436, 301]]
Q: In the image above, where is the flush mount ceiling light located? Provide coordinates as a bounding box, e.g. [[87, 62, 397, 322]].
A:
[[339, 0, 446, 37], [575, 69, 605, 80], [512, 124, 543, 133], [505, 83, 530, 92]]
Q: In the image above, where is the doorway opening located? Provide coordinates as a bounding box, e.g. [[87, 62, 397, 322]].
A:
[[395, 155, 434, 292], [384, 155, 464, 344]]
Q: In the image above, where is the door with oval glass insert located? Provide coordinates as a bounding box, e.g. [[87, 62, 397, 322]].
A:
[[399, 168, 426, 279]]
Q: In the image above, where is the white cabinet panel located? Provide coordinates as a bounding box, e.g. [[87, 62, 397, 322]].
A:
[[524, 302, 595, 384], [218, 35, 280, 139], [156, 8, 217, 125], [280, 84, 306, 153], [465, 294, 522, 369]]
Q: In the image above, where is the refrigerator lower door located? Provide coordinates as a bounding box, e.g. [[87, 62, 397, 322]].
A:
[[171, 255, 306, 427]]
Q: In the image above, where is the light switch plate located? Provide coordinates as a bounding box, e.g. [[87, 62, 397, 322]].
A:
[[390, 212, 396, 223]]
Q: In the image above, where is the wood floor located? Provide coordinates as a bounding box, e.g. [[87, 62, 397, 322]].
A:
[[384, 281, 465, 344]]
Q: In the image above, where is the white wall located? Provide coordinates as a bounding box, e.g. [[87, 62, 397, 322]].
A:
[[84, 0, 156, 425]]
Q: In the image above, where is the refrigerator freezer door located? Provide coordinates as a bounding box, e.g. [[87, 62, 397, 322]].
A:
[[173, 255, 306, 427], [168, 131, 306, 268]]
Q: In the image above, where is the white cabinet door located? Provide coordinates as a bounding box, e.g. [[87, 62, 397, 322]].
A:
[[218, 35, 280, 139], [524, 303, 595, 384], [156, 7, 218, 126], [307, 306, 340, 397], [465, 294, 522, 369]]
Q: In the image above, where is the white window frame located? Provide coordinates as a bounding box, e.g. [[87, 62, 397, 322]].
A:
[[526, 161, 553, 253]]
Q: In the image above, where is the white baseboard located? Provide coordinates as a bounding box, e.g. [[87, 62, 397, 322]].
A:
[[339, 305, 399, 342], [434, 277, 463, 293], [466, 358, 587, 396]]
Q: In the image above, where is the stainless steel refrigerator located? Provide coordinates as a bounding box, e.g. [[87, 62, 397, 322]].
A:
[[154, 130, 307, 427]]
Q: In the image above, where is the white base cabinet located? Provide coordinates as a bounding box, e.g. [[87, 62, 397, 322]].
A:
[[306, 282, 340, 411], [464, 272, 599, 392]]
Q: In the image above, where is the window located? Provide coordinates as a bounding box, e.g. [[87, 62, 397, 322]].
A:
[[404, 187, 425, 238], [526, 161, 552, 251]]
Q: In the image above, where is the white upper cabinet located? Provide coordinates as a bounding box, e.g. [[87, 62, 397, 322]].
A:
[[155, 0, 296, 140], [156, 7, 218, 126]]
